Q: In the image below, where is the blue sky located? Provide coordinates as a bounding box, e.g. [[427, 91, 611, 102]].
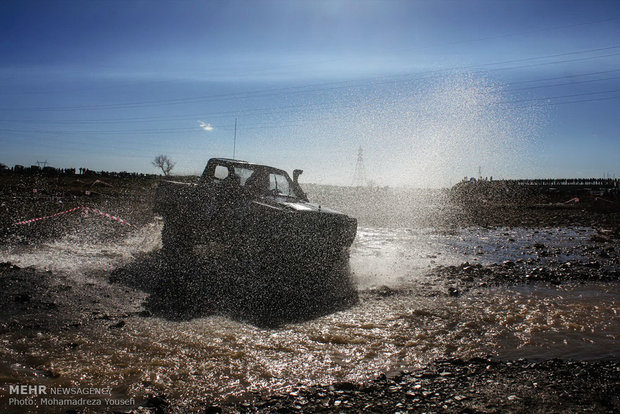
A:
[[1, 0, 619, 186]]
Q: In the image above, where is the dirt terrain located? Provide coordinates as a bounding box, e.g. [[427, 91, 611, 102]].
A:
[[0, 174, 619, 413], [2, 247, 618, 413]]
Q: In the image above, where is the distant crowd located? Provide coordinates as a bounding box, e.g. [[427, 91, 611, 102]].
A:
[[462, 176, 619, 188], [0, 163, 157, 179], [507, 178, 619, 187]]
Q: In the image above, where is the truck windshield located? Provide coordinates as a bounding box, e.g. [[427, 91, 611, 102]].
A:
[[233, 166, 255, 186], [233, 166, 302, 199], [269, 173, 293, 197]]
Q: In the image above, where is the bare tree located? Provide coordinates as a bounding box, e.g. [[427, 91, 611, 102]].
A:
[[152, 154, 175, 176]]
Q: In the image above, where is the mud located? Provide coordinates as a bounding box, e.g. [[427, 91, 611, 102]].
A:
[[1, 178, 619, 412], [0, 262, 145, 336], [1, 230, 618, 412]]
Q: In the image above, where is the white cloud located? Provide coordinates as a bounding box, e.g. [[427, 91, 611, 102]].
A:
[[198, 120, 214, 131]]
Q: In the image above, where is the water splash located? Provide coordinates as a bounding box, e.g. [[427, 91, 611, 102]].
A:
[[290, 73, 543, 187], [0, 221, 162, 274]]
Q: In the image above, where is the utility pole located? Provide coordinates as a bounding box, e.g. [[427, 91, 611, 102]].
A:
[[233, 118, 237, 160], [36, 160, 48, 168]]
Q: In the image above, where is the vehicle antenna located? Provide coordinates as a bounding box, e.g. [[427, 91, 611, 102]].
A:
[[233, 118, 237, 160]]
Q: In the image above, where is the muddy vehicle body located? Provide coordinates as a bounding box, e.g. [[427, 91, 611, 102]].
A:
[[154, 158, 357, 266]]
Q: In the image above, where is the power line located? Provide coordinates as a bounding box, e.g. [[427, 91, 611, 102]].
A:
[[496, 88, 620, 105], [3, 90, 620, 136], [3, 68, 619, 124], [3, 70, 615, 125], [504, 68, 620, 85], [3, 87, 620, 135], [1, 47, 619, 137], [3, 15, 618, 98], [505, 75, 620, 92], [2, 45, 619, 112], [509, 94, 620, 108]]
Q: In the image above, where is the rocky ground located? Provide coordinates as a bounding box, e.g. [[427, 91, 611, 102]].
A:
[[429, 239, 619, 297], [207, 358, 619, 413]]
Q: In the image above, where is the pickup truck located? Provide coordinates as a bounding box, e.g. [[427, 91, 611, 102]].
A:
[[153, 158, 357, 268]]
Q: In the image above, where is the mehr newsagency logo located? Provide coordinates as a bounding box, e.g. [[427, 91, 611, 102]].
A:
[[7, 384, 135, 408]]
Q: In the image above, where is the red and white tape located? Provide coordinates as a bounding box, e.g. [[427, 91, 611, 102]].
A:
[[84, 207, 136, 228], [13, 206, 136, 228], [12, 207, 83, 225]]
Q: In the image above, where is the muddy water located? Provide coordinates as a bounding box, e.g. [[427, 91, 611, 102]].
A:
[[0, 224, 618, 408]]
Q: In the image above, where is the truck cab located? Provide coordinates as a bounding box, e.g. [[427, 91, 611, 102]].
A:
[[199, 158, 308, 202], [155, 158, 357, 265]]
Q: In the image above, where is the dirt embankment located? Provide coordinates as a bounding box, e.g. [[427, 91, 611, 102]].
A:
[[452, 202, 620, 229], [449, 179, 620, 229], [0, 173, 158, 244]]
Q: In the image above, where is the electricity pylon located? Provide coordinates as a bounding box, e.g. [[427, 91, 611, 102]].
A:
[[351, 146, 367, 187]]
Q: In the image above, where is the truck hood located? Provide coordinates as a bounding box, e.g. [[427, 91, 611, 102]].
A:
[[251, 198, 347, 216]]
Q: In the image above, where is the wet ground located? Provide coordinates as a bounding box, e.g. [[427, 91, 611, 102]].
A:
[[0, 214, 618, 412], [224, 358, 619, 413]]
